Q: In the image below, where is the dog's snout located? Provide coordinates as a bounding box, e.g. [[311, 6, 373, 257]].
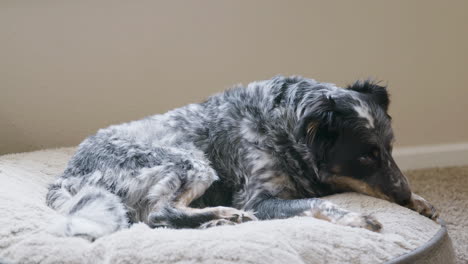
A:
[[389, 173, 412, 205], [389, 176, 412, 205], [383, 153, 412, 205], [394, 190, 412, 206]]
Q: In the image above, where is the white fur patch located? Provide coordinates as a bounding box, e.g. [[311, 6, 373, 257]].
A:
[[353, 104, 375, 129]]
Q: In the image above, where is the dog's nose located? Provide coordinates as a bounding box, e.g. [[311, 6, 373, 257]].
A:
[[394, 191, 412, 206]]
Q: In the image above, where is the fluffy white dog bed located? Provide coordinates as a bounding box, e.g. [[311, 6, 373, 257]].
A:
[[0, 148, 454, 264]]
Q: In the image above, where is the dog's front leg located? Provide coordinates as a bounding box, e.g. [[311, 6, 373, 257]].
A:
[[405, 193, 439, 220], [250, 198, 382, 232]]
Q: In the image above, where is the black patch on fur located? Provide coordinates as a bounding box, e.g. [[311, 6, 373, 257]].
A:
[[148, 207, 218, 229], [294, 94, 337, 142], [346, 80, 390, 111]]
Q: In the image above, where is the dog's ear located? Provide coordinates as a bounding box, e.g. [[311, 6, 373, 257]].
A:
[[347, 80, 390, 111], [294, 95, 337, 144]]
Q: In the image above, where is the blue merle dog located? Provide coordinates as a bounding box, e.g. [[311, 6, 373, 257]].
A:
[[46, 76, 438, 240]]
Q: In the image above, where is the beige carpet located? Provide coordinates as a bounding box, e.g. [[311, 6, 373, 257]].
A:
[[406, 166, 468, 264]]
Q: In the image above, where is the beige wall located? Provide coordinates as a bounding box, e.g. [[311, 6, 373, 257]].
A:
[[1, 1, 468, 155]]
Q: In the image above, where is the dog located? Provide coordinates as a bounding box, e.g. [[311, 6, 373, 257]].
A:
[[46, 76, 438, 240]]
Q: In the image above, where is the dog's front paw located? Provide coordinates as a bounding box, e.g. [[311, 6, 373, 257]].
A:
[[335, 213, 382, 232], [407, 193, 439, 220], [215, 207, 258, 223], [199, 219, 237, 229]]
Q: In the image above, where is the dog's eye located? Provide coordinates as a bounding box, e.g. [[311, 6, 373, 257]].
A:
[[358, 155, 375, 165], [358, 149, 379, 165]]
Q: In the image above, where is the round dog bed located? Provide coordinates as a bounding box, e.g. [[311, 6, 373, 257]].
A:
[[0, 148, 455, 264]]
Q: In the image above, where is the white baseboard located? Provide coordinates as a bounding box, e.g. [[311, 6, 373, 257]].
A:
[[393, 142, 468, 171]]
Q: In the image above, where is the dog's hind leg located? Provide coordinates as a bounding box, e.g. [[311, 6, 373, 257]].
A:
[[144, 159, 257, 228]]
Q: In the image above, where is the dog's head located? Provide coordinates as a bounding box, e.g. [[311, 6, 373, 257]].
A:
[[295, 80, 411, 205]]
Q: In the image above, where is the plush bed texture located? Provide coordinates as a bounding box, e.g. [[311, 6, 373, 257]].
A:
[[0, 148, 454, 264]]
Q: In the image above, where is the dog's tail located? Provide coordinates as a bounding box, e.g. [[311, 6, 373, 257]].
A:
[[46, 181, 128, 241]]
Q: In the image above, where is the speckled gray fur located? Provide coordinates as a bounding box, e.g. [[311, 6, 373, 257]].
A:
[[46, 75, 418, 239]]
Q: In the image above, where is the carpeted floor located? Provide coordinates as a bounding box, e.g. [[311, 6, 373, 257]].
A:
[[406, 166, 468, 264]]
